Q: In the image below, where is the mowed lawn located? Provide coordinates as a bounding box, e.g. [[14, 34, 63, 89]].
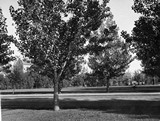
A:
[[3, 109, 159, 121], [2, 93, 160, 121]]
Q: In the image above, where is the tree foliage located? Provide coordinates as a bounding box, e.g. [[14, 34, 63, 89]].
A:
[[8, 57, 24, 90], [84, 73, 103, 87], [122, 0, 160, 77], [87, 15, 132, 91], [23, 71, 53, 89], [0, 73, 11, 89], [10, 0, 111, 110], [0, 8, 14, 72]]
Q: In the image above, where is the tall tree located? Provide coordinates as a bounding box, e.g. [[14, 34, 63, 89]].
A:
[[8, 57, 24, 93], [10, 0, 111, 110], [0, 8, 14, 73], [122, 0, 160, 77], [87, 14, 132, 92]]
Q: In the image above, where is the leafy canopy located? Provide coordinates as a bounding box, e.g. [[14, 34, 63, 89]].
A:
[[0, 8, 14, 72], [10, 0, 111, 81], [122, 0, 160, 77], [8, 57, 24, 89], [87, 14, 132, 86]]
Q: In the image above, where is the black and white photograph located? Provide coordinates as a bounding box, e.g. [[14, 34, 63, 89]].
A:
[[1, 0, 160, 121]]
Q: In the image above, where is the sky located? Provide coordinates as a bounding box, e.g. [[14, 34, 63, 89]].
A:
[[0, 0, 142, 73], [108, 0, 142, 73]]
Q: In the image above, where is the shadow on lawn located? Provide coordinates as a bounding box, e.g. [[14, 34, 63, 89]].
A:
[[2, 98, 160, 120]]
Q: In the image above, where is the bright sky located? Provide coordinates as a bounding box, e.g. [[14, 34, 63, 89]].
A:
[[0, 0, 142, 73], [108, 0, 141, 33], [108, 0, 142, 73]]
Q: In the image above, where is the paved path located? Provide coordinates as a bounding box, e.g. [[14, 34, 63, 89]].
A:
[[1, 92, 160, 101]]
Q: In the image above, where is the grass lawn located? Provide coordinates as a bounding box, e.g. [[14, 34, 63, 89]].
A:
[[2, 108, 160, 121], [2, 94, 160, 121]]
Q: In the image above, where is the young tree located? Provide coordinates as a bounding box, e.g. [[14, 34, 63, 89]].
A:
[[0, 8, 14, 73], [122, 0, 160, 77], [83, 73, 96, 87], [8, 57, 24, 93], [10, 0, 111, 110], [87, 15, 133, 92]]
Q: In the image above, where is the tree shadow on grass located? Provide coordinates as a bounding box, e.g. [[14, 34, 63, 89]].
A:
[[2, 97, 160, 120], [60, 98, 160, 120], [2, 98, 54, 110]]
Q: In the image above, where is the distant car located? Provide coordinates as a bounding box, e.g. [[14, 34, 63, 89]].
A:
[[131, 81, 138, 87], [142, 82, 145, 85]]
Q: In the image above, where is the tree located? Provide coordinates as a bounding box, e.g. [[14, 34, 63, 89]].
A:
[[87, 14, 132, 92], [0, 73, 11, 89], [71, 74, 85, 87], [8, 57, 24, 93], [26, 70, 53, 88], [22, 72, 35, 89], [0, 8, 14, 73], [122, 0, 160, 77], [84, 73, 102, 87], [10, 0, 111, 110]]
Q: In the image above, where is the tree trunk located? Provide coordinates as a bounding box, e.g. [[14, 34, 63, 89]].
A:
[[54, 79, 60, 111], [12, 84, 15, 94], [152, 76, 155, 85], [106, 77, 110, 93], [58, 80, 62, 94]]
